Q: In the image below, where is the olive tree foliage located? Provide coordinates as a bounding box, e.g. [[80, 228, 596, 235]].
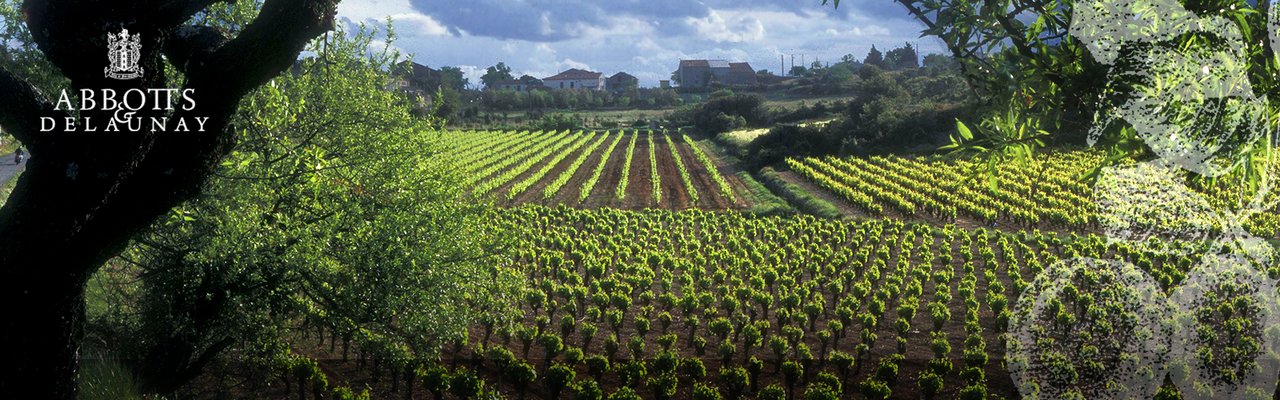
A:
[[88, 19, 524, 395], [824, 0, 1280, 191], [1, 0, 344, 397]]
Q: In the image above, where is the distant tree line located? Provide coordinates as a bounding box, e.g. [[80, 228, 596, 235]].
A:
[[478, 87, 682, 111]]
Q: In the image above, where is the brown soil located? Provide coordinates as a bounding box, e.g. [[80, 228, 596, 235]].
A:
[[581, 135, 633, 210], [651, 133, 693, 210], [671, 139, 734, 210], [682, 139, 752, 210], [616, 133, 655, 209]]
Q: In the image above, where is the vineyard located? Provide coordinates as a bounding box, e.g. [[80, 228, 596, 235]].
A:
[[786, 151, 1280, 238], [443, 130, 747, 210], [272, 205, 1274, 400]]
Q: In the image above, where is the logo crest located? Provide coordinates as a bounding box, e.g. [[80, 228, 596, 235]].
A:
[[105, 29, 143, 80]]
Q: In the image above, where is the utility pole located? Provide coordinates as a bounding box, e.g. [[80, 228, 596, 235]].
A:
[[790, 55, 794, 74]]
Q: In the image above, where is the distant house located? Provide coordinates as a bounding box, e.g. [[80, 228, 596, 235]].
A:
[[396, 61, 442, 89], [543, 68, 605, 91], [729, 62, 757, 85], [605, 72, 638, 92], [676, 59, 755, 91]]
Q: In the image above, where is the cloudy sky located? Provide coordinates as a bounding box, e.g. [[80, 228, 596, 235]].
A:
[[336, 0, 946, 88]]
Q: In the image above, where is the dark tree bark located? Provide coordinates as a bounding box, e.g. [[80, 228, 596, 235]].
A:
[[0, 0, 339, 398]]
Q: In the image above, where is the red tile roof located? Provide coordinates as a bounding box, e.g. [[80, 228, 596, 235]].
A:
[[679, 60, 710, 68], [544, 68, 602, 80], [729, 62, 753, 72]]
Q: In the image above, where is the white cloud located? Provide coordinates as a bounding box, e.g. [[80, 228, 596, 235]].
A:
[[337, 0, 448, 37], [456, 65, 485, 90], [685, 10, 766, 43], [826, 26, 891, 37], [388, 13, 449, 36]]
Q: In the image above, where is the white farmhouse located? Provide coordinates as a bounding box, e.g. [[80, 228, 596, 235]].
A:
[[543, 68, 605, 91]]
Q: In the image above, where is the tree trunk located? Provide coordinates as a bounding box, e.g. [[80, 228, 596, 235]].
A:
[[0, 1, 338, 398], [342, 336, 350, 362], [392, 367, 401, 392]]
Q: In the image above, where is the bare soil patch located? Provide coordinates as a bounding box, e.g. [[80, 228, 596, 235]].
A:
[[652, 134, 693, 210], [582, 135, 633, 210]]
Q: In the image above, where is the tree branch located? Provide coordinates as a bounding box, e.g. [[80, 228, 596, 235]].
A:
[[0, 65, 66, 152], [184, 0, 338, 110], [163, 25, 228, 74]]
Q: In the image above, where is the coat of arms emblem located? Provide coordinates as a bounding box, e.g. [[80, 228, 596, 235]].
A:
[[105, 29, 143, 80]]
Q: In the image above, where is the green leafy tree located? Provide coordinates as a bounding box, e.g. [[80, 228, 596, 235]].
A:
[[481, 62, 514, 88], [864, 45, 884, 68], [440, 66, 469, 90], [90, 22, 522, 396], [0, 0, 345, 396]]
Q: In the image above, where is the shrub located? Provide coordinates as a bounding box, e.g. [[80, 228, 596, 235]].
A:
[[720, 367, 750, 400], [448, 370, 484, 400], [874, 359, 899, 386], [926, 358, 953, 376], [859, 378, 892, 400], [682, 358, 706, 381], [958, 384, 987, 400], [540, 113, 583, 131], [802, 383, 840, 400], [919, 372, 943, 400], [758, 384, 787, 400], [667, 93, 766, 135], [814, 372, 842, 395], [575, 380, 603, 400], [960, 366, 984, 384], [608, 387, 642, 400], [692, 383, 722, 400], [545, 364, 576, 400], [646, 374, 679, 400], [616, 360, 647, 387], [585, 355, 610, 381]]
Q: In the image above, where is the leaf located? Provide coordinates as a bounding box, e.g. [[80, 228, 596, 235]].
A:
[[986, 155, 998, 191], [956, 119, 973, 141]]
